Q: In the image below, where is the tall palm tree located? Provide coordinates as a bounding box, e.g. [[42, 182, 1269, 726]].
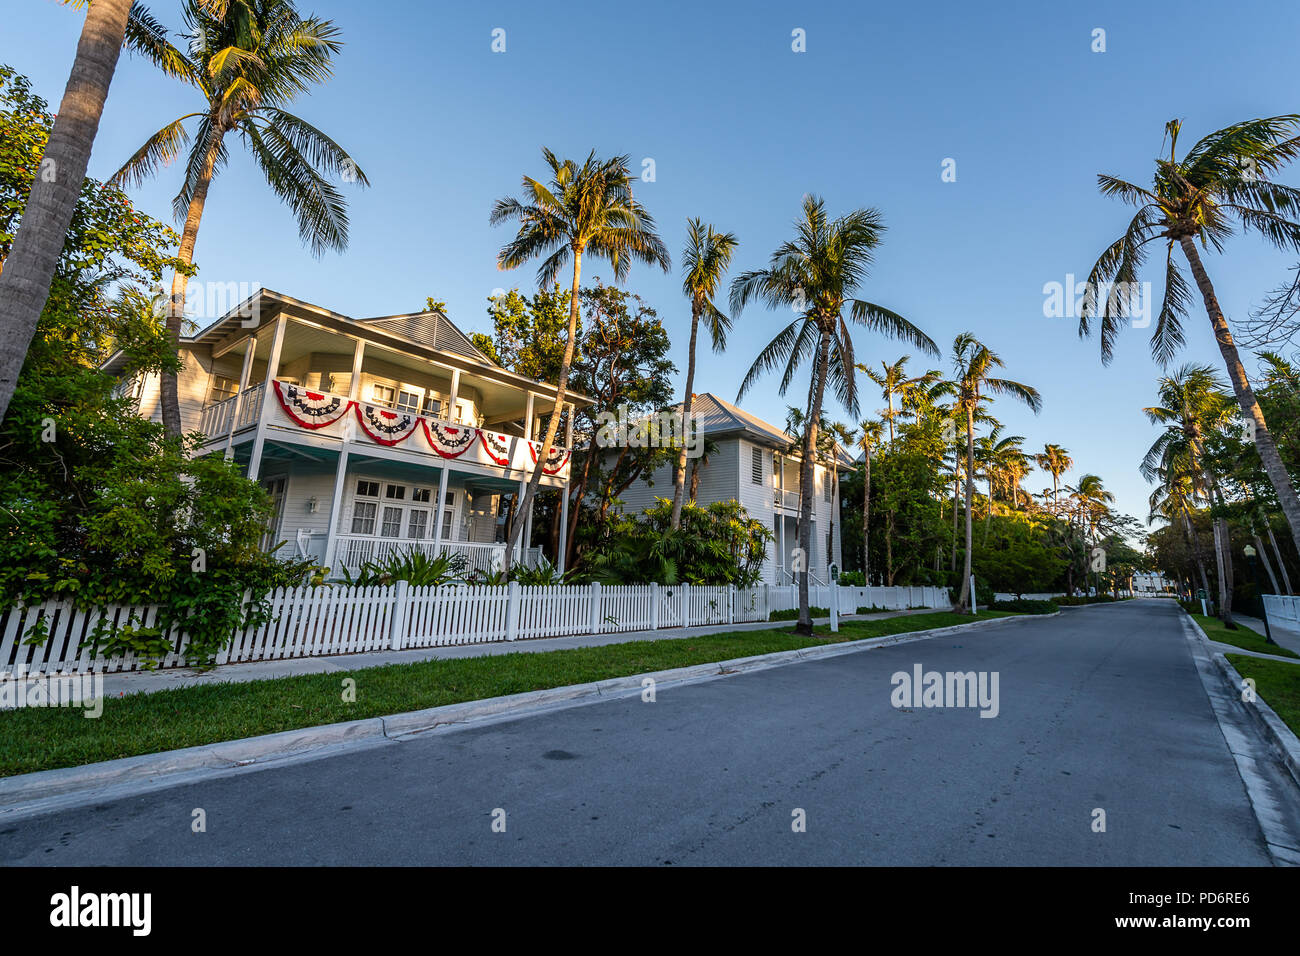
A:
[[670, 218, 737, 528], [858, 355, 938, 443], [112, 0, 368, 438], [934, 333, 1042, 612], [0, 0, 232, 425], [1142, 364, 1239, 624], [492, 149, 669, 568], [981, 427, 1026, 542], [1148, 471, 1212, 599], [1035, 443, 1073, 515], [1081, 116, 1300, 557], [856, 418, 884, 583], [731, 195, 936, 635]]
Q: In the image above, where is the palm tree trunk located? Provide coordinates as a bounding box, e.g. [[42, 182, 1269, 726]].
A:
[[983, 477, 993, 545], [862, 448, 870, 585], [1254, 532, 1281, 594], [505, 247, 581, 571], [950, 471, 959, 572], [958, 404, 976, 612], [1183, 511, 1212, 598], [669, 301, 701, 528], [795, 328, 832, 636], [161, 123, 224, 438], [1178, 236, 1300, 559], [0, 0, 133, 426], [1267, 524, 1294, 594]]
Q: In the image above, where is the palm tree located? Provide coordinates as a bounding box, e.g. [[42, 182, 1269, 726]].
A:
[[0, 0, 231, 426], [1035, 444, 1073, 515], [857, 418, 884, 583], [934, 333, 1042, 612], [670, 218, 737, 528], [1081, 116, 1300, 557], [981, 427, 1026, 542], [1142, 363, 1239, 624], [858, 355, 938, 443], [731, 195, 936, 635], [492, 149, 669, 568], [112, 0, 368, 438]]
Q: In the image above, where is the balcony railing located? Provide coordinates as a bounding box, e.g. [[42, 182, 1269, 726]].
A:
[[198, 382, 264, 440], [333, 536, 542, 578], [773, 488, 801, 509]]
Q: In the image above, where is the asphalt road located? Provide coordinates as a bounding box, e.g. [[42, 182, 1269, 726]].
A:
[[0, 600, 1285, 865]]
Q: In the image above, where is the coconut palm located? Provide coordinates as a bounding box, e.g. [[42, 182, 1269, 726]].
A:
[[856, 418, 884, 582], [492, 149, 670, 568], [112, 0, 368, 438], [731, 195, 936, 634], [1081, 115, 1300, 556], [1035, 443, 1073, 515], [670, 218, 737, 528], [1142, 364, 1240, 624], [933, 333, 1041, 612], [857, 355, 938, 443], [0, 0, 232, 426]]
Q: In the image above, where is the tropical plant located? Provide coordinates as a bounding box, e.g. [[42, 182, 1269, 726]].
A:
[[491, 148, 670, 569], [1080, 115, 1300, 556], [1035, 443, 1073, 515], [340, 548, 467, 588], [111, 0, 368, 437], [670, 217, 737, 528], [932, 333, 1042, 612], [858, 355, 938, 443], [731, 195, 936, 634]]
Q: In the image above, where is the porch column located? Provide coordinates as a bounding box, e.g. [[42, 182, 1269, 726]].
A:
[[524, 392, 535, 441], [564, 402, 573, 448], [447, 368, 461, 421], [247, 314, 287, 481], [432, 464, 450, 556], [778, 453, 786, 581], [321, 444, 351, 573], [348, 337, 365, 403], [224, 333, 257, 459], [558, 482, 570, 574], [523, 486, 536, 565]]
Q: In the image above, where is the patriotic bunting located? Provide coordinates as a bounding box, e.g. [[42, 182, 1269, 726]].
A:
[[422, 419, 478, 458], [273, 381, 353, 429], [479, 430, 512, 466], [355, 403, 420, 446], [528, 440, 571, 476]]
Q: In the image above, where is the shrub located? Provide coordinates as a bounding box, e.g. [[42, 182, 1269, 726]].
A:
[[769, 606, 829, 621], [340, 548, 468, 588], [990, 598, 1057, 614]]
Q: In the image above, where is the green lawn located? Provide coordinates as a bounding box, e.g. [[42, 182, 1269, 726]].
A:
[[1226, 654, 1300, 737], [1190, 613, 1300, 659], [0, 609, 1012, 778]]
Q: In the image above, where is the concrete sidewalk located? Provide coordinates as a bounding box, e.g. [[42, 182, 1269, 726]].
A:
[[81, 606, 948, 700], [1230, 612, 1300, 658]]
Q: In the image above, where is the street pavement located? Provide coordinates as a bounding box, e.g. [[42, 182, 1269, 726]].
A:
[[1, 600, 1292, 865]]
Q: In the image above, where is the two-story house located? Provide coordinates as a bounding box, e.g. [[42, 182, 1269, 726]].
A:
[[105, 289, 590, 578], [611, 393, 850, 585]]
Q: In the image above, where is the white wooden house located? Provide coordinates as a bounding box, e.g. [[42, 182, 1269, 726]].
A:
[[613, 393, 850, 585], [104, 289, 589, 578]]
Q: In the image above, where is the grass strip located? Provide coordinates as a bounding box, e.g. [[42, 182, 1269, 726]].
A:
[[0, 609, 1011, 777], [1225, 654, 1300, 738], [1191, 613, 1300, 659]]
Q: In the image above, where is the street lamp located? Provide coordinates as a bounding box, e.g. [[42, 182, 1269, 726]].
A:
[[1242, 544, 1277, 646]]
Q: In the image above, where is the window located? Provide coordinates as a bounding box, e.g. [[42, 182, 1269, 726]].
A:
[[412, 487, 431, 504], [823, 472, 832, 502], [407, 509, 429, 540], [371, 384, 396, 407], [385, 484, 406, 501], [422, 395, 443, 417], [397, 389, 421, 413], [351, 501, 377, 535], [356, 479, 380, 498], [381, 506, 402, 537], [751, 446, 763, 484], [260, 477, 286, 550], [207, 374, 238, 405]]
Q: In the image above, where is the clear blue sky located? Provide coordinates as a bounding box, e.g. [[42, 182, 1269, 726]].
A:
[[10, 0, 1300, 526]]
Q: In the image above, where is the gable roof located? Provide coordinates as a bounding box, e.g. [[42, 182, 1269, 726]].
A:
[[358, 311, 496, 364], [681, 393, 855, 468]]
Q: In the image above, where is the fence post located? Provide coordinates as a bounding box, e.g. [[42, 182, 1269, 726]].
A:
[[506, 580, 520, 641], [589, 581, 602, 634], [681, 583, 691, 627], [728, 585, 736, 625], [763, 583, 770, 621], [389, 580, 409, 651], [650, 582, 659, 630]]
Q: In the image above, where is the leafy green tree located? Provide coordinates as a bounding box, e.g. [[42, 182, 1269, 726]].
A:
[[475, 285, 574, 379]]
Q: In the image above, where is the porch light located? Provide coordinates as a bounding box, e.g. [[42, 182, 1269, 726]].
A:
[[307, 496, 319, 514]]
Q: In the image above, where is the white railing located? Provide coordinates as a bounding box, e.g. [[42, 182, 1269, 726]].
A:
[[333, 536, 541, 579], [198, 393, 238, 437], [0, 582, 950, 676], [1263, 594, 1300, 625], [236, 383, 264, 429], [773, 488, 801, 509]]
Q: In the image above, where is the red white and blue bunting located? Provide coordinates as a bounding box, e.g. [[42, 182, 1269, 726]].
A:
[[422, 419, 478, 458], [479, 430, 512, 466], [528, 441, 571, 476], [273, 381, 353, 429], [354, 403, 420, 446]]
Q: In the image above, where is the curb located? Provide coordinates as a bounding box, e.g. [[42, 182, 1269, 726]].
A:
[[0, 610, 1050, 816], [1184, 612, 1300, 791]]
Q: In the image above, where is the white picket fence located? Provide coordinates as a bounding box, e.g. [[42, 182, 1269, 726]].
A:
[[1263, 594, 1300, 626], [0, 582, 950, 676]]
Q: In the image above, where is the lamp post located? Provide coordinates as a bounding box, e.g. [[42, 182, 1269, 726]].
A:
[[1243, 544, 1277, 646]]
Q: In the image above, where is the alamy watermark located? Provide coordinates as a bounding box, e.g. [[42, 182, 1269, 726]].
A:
[[1, 666, 103, 718], [1043, 273, 1151, 327], [594, 405, 704, 458], [891, 664, 1000, 718]]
